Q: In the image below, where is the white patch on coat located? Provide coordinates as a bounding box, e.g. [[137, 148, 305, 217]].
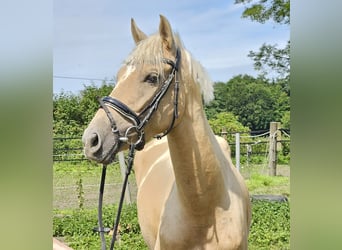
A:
[[116, 65, 136, 86]]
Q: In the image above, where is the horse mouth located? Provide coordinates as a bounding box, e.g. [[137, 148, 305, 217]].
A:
[[101, 144, 119, 164], [97, 139, 121, 165], [82, 131, 121, 165]]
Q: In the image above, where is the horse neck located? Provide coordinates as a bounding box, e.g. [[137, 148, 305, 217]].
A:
[[167, 89, 227, 214]]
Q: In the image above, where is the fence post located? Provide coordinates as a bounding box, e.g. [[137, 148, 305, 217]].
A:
[[277, 124, 282, 152], [235, 133, 240, 172], [221, 127, 227, 140], [268, 122, 279, 176], [118, 152, 132, 204]]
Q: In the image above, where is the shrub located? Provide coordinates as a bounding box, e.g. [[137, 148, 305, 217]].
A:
[[249, 201, 290, 249], [54, 200, 289, 249], [53, 204, 147, 250]]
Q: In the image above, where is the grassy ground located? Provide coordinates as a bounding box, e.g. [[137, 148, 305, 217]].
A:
[[53, 161, 290, 209], [241, 164, 290, 198], [53, 202, 289, 250], [53, 161, 138, 209], [53, 160, 290, 249]]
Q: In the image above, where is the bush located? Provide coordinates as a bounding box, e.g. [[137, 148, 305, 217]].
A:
[[53, 204, 147, 250], [209, 112, 250, 134], [54, 200, 289, 249], [249, 201, 290, 249]]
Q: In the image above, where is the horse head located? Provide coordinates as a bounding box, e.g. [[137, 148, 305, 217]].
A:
[[82, 15, 187, 164]]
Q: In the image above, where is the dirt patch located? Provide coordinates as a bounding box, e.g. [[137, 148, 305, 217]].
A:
[[260, 164, 290, 177], [241, 164, 290, 179]]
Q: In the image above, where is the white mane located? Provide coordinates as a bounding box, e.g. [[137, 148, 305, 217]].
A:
[[183, 49, 214, 104], [125, 32, 214, 104]]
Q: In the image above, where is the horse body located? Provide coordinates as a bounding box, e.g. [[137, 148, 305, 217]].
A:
[[134, 92, 250, 249], [82, 15, 251, 249]]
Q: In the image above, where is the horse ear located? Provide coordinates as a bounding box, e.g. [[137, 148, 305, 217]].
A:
[[159, 15, 175, 51], [131, 18, 147, 45]]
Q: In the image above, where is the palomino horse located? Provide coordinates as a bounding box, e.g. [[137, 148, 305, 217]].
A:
[[82, 15, 251, 249]]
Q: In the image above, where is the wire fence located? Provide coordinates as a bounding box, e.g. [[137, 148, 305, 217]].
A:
[[53, 129, 290, 209], [53, 137, 88, 162], [53, 158, 139, 210], [53, 129, 290, 163], [218, 128, 290, 166]]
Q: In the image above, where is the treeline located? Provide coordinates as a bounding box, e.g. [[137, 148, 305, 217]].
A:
[[53, 83, 114, 137], [206, 74, 290, 131], [53, 74, 290, 139]]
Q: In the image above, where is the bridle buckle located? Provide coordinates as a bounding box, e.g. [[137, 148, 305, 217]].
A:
[[122, 126, 145, 149]]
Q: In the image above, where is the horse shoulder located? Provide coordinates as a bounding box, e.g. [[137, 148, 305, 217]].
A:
[[134, 137, 170, 186], [134, 138, 175, 248]]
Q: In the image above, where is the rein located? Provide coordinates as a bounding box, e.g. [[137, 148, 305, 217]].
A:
[[94, 144, 135, 250], [94, 48, 181, 249]]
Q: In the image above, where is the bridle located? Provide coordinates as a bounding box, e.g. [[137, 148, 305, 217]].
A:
[[99, 48, 181, 151], [94, 48, 181, 250]]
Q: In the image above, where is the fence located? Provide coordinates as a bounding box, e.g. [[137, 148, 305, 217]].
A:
[[219, 123, 290, 176], [53, 132, 290, 164], [53, 123, 290, 168], [53, 122, 290, 209], [53, 164, 138, 210], [53, 136, 87, 162], [53, 137, 138, 209]]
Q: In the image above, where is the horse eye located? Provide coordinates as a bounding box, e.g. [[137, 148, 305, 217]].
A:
[[144, 74, 159, 84]]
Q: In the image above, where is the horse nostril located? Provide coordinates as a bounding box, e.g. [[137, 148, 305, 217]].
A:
[[90, 133, 99, 148], [85, 132, 102, 154]]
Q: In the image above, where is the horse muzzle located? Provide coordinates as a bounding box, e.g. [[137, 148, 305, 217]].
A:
[[82, 125, 120, 164]]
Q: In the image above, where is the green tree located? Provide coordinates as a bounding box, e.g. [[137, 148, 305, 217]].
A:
[[235, 0, 290, 25], [280, 110, 290, 129], [248, 41, 290, 86], [209, 112, 250, 143], [79, 82, 115, 124], [204, 81, 228, 120], [205, 75, 289, 131], [53, 81, 115, 137], [235, 0, 290, 90], [53, 92, 83, 137], [209, 112, 250, 135], [53, 82, 115, 160]]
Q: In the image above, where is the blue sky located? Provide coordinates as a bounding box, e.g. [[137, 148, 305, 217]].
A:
[[54, 0, 289, 94]]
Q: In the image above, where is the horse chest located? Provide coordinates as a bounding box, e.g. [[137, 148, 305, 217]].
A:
[[156, 199, 245, 250]]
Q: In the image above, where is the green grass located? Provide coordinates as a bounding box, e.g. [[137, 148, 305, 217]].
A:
[[53, 201, 290, 250], [246, 173, 290, 197], [53, 161, 138, 209], [53, 162, 290, 249], [53, 203, 147, 250], [240, 163, 290, 198]]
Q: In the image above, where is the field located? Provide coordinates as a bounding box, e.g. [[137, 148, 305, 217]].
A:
[[53, 161, 138, 209], [53, 161, 290, 249]]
